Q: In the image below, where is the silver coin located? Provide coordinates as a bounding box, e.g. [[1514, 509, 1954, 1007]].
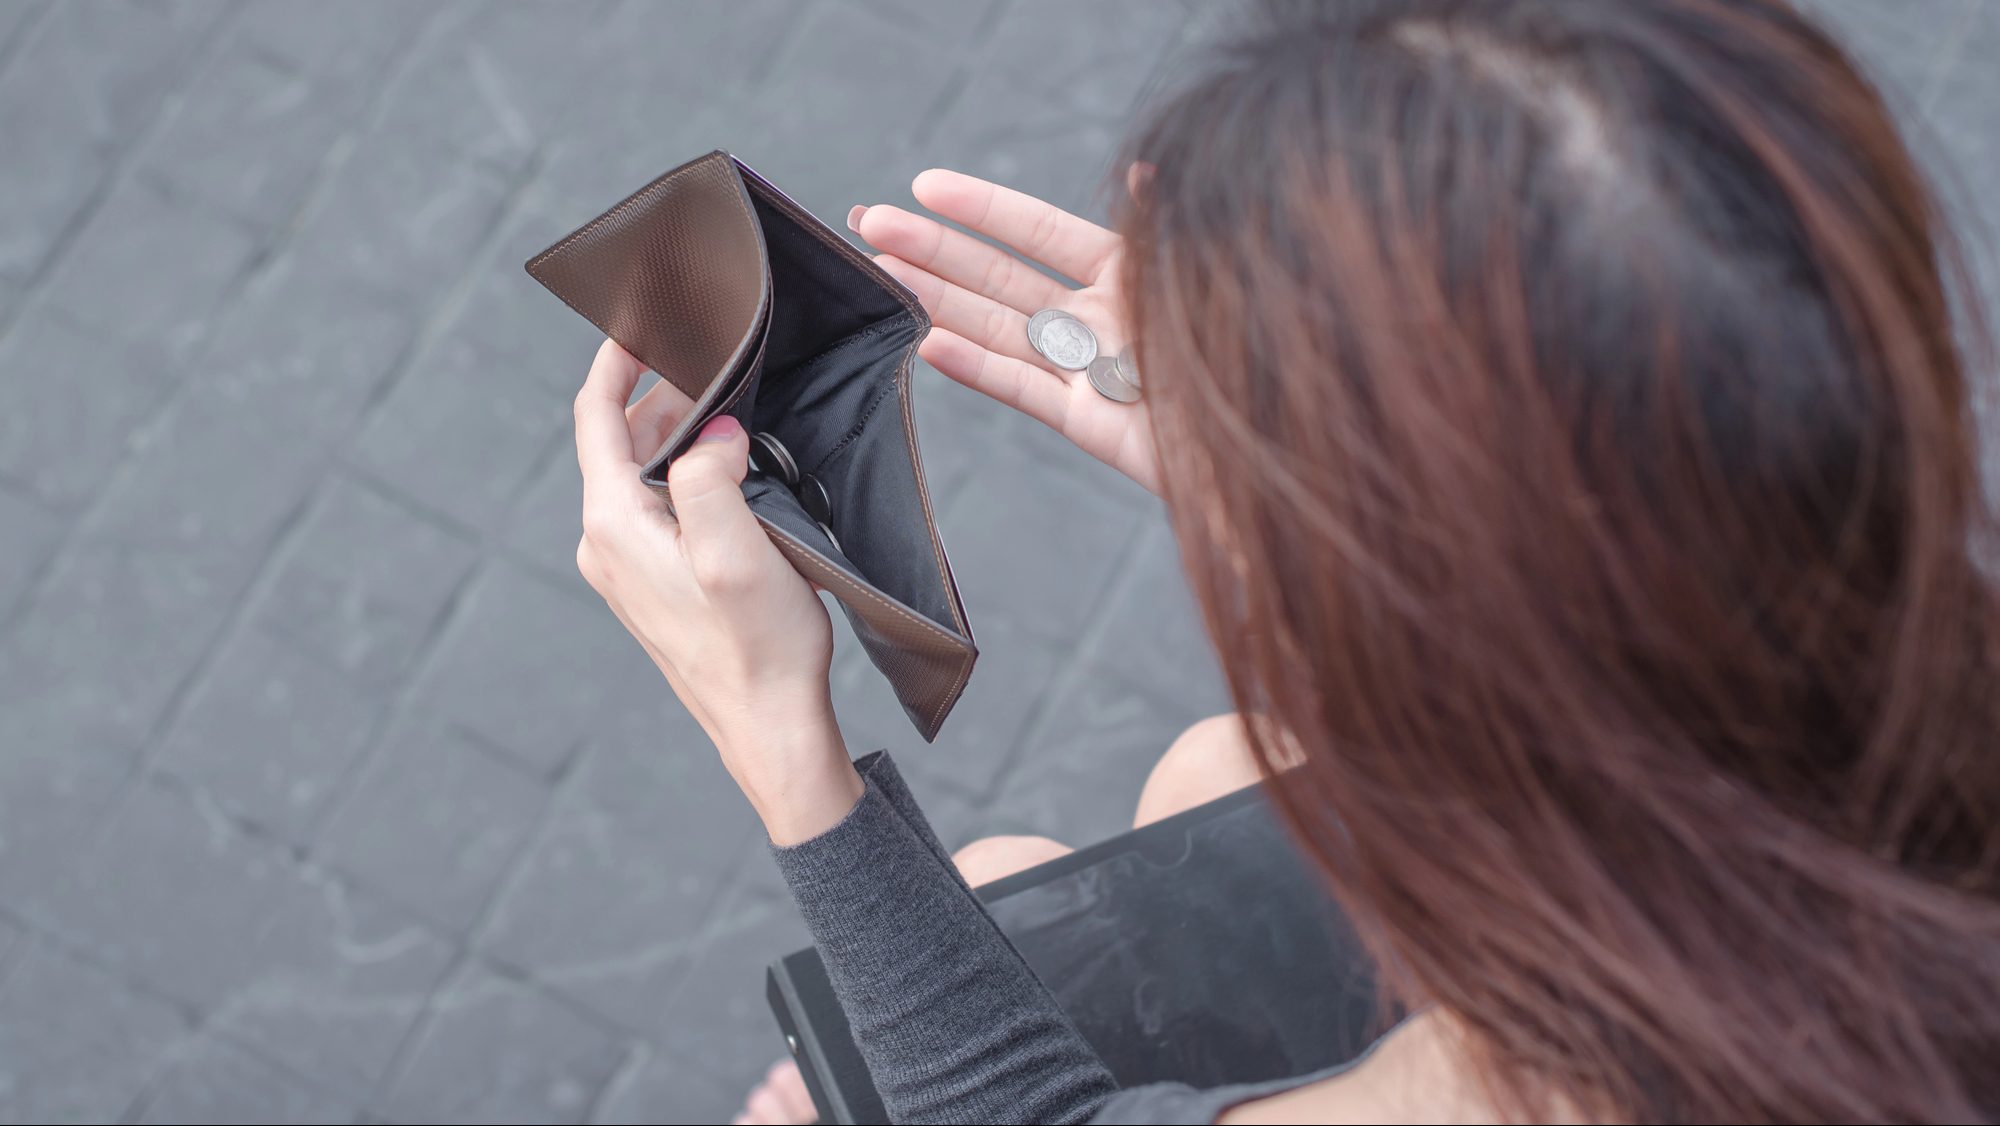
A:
[[1088, 355, 1140, 403], [1027, 309, 1098, 371], [816, 520, 842, 554], [749, 431, 800, 487], [1026, 308, 1070, 343], [798, 473, 832, 525], [1025, 308, 1070, 360], [1115, 345, 1141, 388]]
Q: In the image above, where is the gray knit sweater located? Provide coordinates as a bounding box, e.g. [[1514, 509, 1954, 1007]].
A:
[[771, 751, 1353, 1124]]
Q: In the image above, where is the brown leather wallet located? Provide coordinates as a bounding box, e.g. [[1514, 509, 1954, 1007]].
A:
[[526, 151, 975, 741]]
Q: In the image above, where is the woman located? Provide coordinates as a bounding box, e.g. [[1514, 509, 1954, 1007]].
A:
[[573, 0, 2000, 1120]]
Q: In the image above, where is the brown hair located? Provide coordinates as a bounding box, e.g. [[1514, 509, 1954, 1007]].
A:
[[1116, 1, 2000, 1120]]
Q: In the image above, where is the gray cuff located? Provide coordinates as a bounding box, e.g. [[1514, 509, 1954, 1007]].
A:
[[768, 750, 928, 901]]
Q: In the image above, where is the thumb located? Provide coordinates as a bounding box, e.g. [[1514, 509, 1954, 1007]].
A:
[[667, 416, 767, 587]]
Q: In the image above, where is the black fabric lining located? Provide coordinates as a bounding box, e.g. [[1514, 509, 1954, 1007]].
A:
[[753, 317, 904, 476], [807, 377, 894, 477], [788, 317, 902, 377], [743, 316, 954, 632], [751, 190, 901, 376]]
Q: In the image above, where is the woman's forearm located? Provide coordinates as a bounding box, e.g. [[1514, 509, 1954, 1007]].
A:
[[771, 752, 1118, 1124]]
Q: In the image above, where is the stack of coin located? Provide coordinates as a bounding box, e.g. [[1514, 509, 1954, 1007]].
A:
[[1027, 309, 1098, 371], [750, 430, 841, 552], [1116, 345, 1141, 390], [1028, 309, 1144, 404], [1086, 356, 1138, 403]]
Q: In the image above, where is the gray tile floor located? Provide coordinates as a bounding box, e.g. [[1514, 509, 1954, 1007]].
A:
[[0, 1, 1992, 1121]]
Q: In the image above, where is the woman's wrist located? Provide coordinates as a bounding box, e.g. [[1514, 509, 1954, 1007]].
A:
[[749, 754, 864, 847], [720, 704, 863, 846]]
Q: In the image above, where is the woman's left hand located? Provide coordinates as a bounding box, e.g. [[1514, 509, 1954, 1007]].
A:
[[572, 339, 862, 845]]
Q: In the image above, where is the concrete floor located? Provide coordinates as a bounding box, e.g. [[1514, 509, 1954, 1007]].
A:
[[0, 1, 1991, 1121]]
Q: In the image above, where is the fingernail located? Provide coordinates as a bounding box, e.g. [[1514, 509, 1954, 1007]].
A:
[[697, 416, 740, 443], [845, 205, 865, 233]]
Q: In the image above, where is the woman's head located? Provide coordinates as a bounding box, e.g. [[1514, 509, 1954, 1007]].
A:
[[1116, 0, 1999, 1119]]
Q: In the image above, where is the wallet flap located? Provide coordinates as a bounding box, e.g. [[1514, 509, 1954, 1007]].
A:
[[525, 151, 769, 405]]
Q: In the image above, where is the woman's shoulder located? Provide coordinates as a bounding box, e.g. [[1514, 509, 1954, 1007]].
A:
[[1244, 1012, 1499, 1124], [1091, 1012, 1522, 1126]]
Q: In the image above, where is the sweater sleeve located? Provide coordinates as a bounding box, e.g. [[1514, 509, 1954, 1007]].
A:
[[770, 751, 1119, 1124]]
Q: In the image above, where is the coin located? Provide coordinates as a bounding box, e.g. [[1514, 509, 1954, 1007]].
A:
[[798, 473, 833, 525], [1116, 345, 1141, 388], [749, 431, 800, 487], [1026, 308, 1069, 343], [1027, 308, 1098, 371], [1025, 309, 1068, 361], [1088, 355, 1140, 403], [816, 520, 842, 554]]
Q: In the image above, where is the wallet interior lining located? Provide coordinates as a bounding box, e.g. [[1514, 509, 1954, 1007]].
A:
[[737, 185, 959, 636]]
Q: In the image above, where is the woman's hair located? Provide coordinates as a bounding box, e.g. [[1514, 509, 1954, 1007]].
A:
[[1116, 1, 2000, 1120]]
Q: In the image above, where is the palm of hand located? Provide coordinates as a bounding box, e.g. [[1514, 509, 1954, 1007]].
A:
[[851, 171, 1158, 493], [1029, 256, 1156, 487]]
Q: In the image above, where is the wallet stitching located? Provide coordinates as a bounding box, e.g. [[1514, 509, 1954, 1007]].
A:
[[765, 523, 972, 728], [897, 358, 971, 641], [738, 320, 899, 477], [805, 378, 894, 477], [787, 317, 901, 376], [923, 602, 977, 736], [767, 523, 960, 646]]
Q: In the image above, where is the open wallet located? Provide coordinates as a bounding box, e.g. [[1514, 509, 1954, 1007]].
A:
[[525, 151, 975, 741]]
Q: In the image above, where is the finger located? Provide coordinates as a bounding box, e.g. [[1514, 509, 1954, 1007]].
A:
[[664, 416, 768, 592], [770, 1061, 816, 1119], [625, 375, 696, 461], [575, 339, 649, 495], [850, 204, 1069, 314], [779, 1083, 816, 1121], [873, 253, 1067, 375], [918, 325, 1078, 437], [912, 168, 1120, 284]]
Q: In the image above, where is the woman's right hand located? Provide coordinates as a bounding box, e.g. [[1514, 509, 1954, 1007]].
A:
[[849, 169, 1159, 494]]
